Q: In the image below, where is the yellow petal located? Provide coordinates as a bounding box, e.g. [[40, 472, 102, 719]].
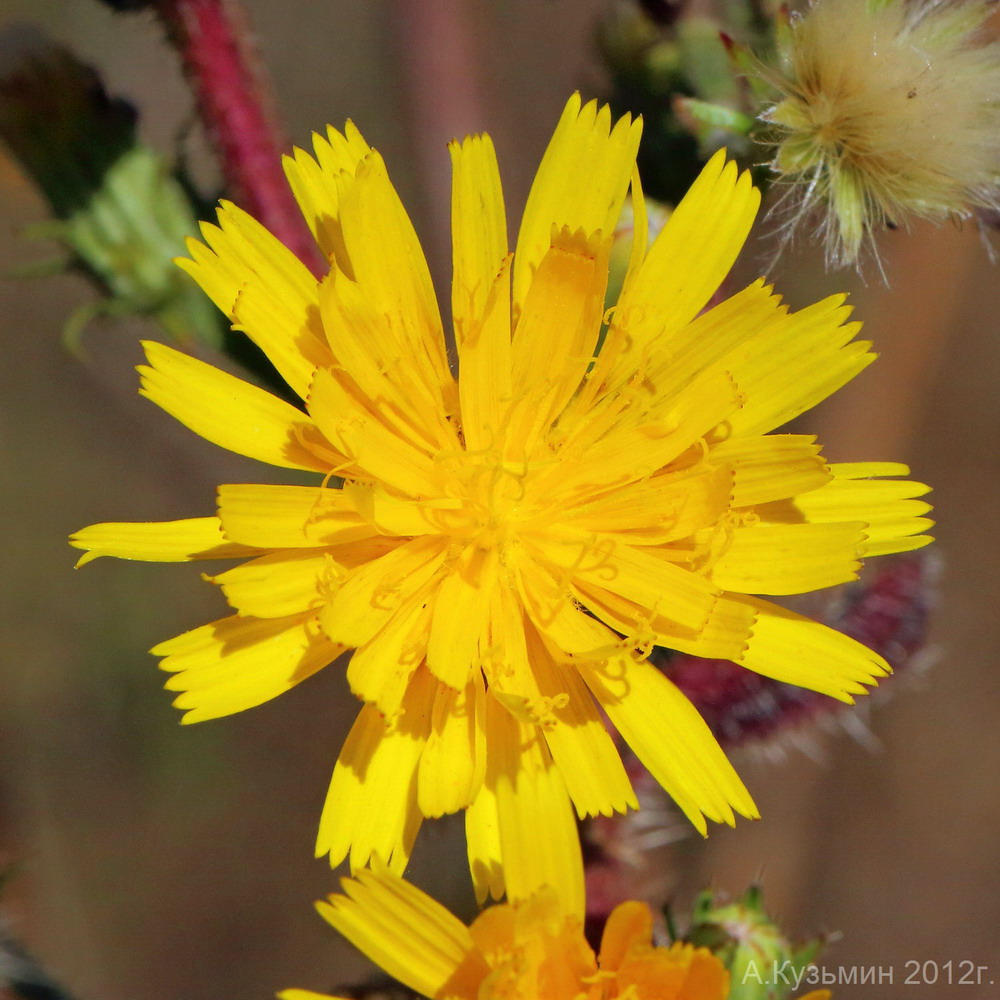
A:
[[779, 463, 933, 556], [621, 278, 781, 407], [318, 268, 455, 454], [483, 695, 585, 919], [562, 463, 733, 543], [480, 582, 535, 697], [607, 151, 759, 384], [317, 860, 471, 999], [320, 536, 447, 647], [511, 228, 608, 395], [708, 522, 867, 595], [216, 483, 372, 548], [71, 516, 254, 567], [733, 595, 891, 701], [721, 293, 873, 436], [466, 779, 505, 905], [307, 367, 444, 496], [207, 550, 340, 618], [517, 557, 626, 658], [177, 202, 330, 398], [486, 582, 635, 818], [426, 544, 497, 689], [577, 584, 754, 662], [568, 170, 649, 417], [138, 341, 333, 473], [316, 678, 432, 872], [546, 368, 744, 497], [711, 433, 830, 507], [345, 588, 434, 717], [826, 461, 910, 478], [282, 121, 372, 269], [666, 593, 756, 660], [417, 671, 487, 817], [620, 166, 649, 301], [580, 655, 758, 834], [344, 480, 455, 537], [457, 253, 513, 453], [335, 150, 452, 400], [527, 629, 638, 819], [506, 228, 609, 459], [514, 94, 642, 313], [449, 132, 508, 343], [529, 532, 720, 632], [155, 612, 344, 723]]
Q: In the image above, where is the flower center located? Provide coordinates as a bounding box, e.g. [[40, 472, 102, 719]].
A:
[[434, 448, 541, 548]]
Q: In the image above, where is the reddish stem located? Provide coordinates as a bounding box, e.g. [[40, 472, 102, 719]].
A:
[[154, 0, 324, 274]]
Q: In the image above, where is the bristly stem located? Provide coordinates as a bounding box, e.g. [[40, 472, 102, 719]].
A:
[[152, 0, 324, 274]]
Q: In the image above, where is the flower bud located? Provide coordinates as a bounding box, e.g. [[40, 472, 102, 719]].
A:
[[0, 34, 221, 348], [754, 0, 1000, 269]]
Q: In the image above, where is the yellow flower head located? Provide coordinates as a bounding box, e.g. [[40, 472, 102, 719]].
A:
[[280, 861, 729, 1000], [760, 0, 1000, 267], [71, 94, 932, 913]]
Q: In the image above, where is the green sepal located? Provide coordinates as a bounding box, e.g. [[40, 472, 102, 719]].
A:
[[676, 96, 755, 136], [677, 886, 829, 1000], [0, 39, 224, 350]]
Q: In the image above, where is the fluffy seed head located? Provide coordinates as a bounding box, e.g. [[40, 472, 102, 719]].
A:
[[759, 0, 1000, 268]]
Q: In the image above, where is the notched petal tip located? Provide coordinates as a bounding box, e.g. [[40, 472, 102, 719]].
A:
[[196, 218, 218, 242], [70, 547, 99, 569], [173, 250, 196, 272]]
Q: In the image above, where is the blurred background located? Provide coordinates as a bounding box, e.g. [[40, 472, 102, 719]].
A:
[[0, 1, 998, 998]]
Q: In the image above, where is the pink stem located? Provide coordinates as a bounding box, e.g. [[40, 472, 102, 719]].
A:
[[154, 0, 324, 274]]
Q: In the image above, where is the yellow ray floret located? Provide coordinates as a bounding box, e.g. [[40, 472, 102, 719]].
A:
[[70, 516, 256, 566], [580, 654, 758, 835], [73, 94, 934, 911], [604, 149, 760, 388], [177, 203, 331, 398], [449, 133, 508, 341], [284, 862, 730, 1000], [513, 93, 642, 311], [138, 341, 333, 472], [316, 681, 429, 875], [282, 120, 372, 270], [480, 696, 585, 921], [155, 612, 345, 723]]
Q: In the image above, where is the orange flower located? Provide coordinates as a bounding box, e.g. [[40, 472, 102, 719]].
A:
[[281, 861, 728, 1000]]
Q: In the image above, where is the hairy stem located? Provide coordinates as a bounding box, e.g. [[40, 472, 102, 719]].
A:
[[153, 0, 323, 273]]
